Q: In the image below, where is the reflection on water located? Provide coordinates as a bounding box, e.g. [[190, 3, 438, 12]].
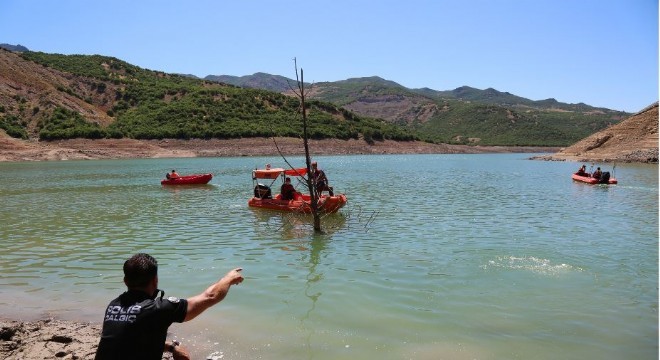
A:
[[161, 184, 216, 193], [250, 209, 348, 241], [301, 236, 327, 359]]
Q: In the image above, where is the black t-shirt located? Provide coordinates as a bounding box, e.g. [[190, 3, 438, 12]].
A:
[[95, 289, 188, 360]]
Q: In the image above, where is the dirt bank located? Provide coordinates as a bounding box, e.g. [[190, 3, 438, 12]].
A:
[[0, 136, 560, 162], [533, 103, 658, 164]]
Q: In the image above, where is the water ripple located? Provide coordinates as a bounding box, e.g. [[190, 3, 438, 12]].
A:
[[0, 155, 657, 360], [482, 255, 583, 276]]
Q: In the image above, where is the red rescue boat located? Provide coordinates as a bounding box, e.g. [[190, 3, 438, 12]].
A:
[[248, 166, 347, 214], [571, 173, 617, 185], [161, 173, 213, 185]]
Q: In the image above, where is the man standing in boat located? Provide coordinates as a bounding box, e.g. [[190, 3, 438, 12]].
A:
[[311, 161, 334, 196]]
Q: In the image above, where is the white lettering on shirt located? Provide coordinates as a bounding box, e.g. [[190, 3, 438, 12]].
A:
[[104, 304, 141, 323]]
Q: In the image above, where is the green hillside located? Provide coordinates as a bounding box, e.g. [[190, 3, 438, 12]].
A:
[[2, 50, 629, 147], [219, 73, 627, 146], [308, 78, 627, 146], [11, 52, 415, 142], [413, 102, 570, 146]]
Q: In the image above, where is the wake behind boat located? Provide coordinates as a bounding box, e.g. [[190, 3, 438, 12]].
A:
[[248, 166, 347, 214]]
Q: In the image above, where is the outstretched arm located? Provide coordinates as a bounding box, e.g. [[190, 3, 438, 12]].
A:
[[184, 268, 243, 322]]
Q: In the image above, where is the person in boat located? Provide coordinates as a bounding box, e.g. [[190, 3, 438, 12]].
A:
[[311, 161, 334, 196], [575, 164, 588, 176], [592, 167, 602, 180], [169, 170, 180, 179], [280, 177, 296, 200], [95, 253, 243, 360]]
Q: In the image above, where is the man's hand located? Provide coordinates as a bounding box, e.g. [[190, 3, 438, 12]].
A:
[[165, 340, 190, 360], [172, 344, 190, 360], [226, 268, 244, 286]]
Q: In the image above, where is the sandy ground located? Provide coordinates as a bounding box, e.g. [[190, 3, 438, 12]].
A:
[[0, 317, 189, 360], [0, 318, 101, 360]]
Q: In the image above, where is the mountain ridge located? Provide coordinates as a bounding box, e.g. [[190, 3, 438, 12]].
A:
[[204, 72, 622, 113], [203, 72, 628, 146], [0, 44, 652, 159]]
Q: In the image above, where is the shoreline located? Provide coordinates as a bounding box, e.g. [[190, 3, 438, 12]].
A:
[[0, 137, 562, 162]]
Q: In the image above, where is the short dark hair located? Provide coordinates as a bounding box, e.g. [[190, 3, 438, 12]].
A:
[[123, 253, 158, 288]]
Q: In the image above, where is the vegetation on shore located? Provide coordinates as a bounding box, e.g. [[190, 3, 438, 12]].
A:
[[219, 74, 630, 146], [11, 52, 415, 143], [0, 49, 631, 147]]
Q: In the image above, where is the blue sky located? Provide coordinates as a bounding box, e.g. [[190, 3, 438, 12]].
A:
[[1, 0, 657, 112]]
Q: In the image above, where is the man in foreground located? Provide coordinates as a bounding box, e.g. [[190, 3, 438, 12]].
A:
[[95, 253, 244, 360]]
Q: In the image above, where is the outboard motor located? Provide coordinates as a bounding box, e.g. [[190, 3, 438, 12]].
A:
[[599, 171, 610, 184], [254, 184, 272, 199]]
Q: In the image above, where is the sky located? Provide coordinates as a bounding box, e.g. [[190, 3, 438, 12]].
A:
[[1, 0, 657, 112]]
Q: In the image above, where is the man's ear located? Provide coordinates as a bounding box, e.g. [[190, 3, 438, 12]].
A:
[[123, 277, 128, 286]]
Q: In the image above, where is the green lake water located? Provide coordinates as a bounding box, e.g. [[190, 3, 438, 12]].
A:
[[0, 154, 657, 359]]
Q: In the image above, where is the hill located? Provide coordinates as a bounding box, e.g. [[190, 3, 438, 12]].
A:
[[205, 72, 299, 93], [0, 43, 29, 52], [536, 103, 658, 163], [0, 46, 641, 155], [0, 49, 413, 143], [213, 73, 629, 146], [0, 49, 117, 139]]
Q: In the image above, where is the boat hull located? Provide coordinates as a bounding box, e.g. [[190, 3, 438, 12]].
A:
[[248, 193, 347, 214], [572, 173, 617, 185], [161, 173, 213, 185]]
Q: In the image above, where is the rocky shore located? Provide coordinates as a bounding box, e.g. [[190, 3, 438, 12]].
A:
[[0, 318, 101, 360], [0, 317, 192, 360]]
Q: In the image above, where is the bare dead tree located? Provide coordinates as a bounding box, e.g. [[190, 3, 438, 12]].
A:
[[287, 58, 321, 232], [268, 60, 380, 235]]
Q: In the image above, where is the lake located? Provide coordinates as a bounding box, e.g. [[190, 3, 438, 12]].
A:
[[0, 154, 657, 359]]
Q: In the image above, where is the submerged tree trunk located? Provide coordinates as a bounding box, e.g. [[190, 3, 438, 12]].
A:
[[296, 66, 322, 231]]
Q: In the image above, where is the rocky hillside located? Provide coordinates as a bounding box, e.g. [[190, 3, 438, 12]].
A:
[[0, 45, 651, 158], [1, 49, 416, 143], [0, 49, 117, 136], [538, 103, 658, 163]]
